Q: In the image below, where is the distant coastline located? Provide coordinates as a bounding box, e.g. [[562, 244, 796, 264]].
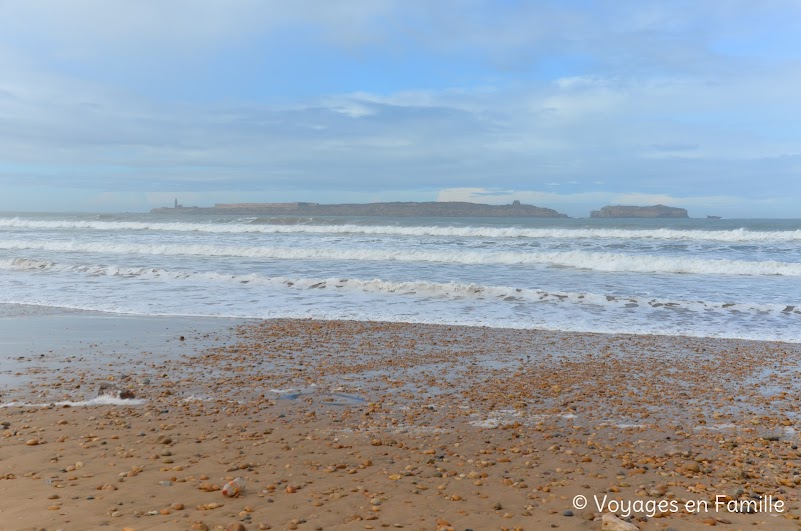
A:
[[151, 200, 569, 218], [151, 200, 704, 218]]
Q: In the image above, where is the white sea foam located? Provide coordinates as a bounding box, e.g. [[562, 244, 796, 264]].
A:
[[470, 418, 503, 428], [693, 423, 736, 431], [182, 395, 215, 402], [0, 396, 146, 408], [2, 257, 798, 315], [2, 240, 800, 276], [2, 215, 799, 344], [2, 217, 801, 242]]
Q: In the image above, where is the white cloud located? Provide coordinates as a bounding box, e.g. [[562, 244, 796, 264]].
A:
[[1, 1, 801, 214], [437, 187, 613, 206], [0, 1, 400, 56], [613, 193, 743, 208], [3, 1, 799, 73]]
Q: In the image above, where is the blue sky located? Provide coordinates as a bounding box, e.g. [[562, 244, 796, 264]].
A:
[[1, 1, 801, 217]]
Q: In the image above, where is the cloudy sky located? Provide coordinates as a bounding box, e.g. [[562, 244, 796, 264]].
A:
[[1, 0, 800, 217]]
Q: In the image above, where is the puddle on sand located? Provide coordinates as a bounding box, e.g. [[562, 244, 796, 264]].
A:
[[276, 390, 366, 406]]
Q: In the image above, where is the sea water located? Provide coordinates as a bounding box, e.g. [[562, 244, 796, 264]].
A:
[[0, 213, 799, 342]]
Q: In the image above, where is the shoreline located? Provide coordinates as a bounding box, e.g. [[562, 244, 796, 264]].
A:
[[2, 302, 798, 348], [1, 315, 800, 529]]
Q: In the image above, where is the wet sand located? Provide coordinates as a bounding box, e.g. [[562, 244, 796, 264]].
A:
[[2, 316, 801, 530]]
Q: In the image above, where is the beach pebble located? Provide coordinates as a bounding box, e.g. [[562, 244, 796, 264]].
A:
[[601, 513, 639, 530], [98, 382, 135, 400]]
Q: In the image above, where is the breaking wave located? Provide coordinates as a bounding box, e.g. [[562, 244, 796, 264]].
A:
[[1, 240, 800, 276], [2, 217, 801, 242], [2, 257, 799, 315]]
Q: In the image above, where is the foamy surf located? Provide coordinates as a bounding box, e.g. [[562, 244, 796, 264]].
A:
[[1, 213, 799, 343], [1, 258, 798, 315], [2, 241, 800, 276], [2, 217, 801, 243], [0, 396, 146, 408]]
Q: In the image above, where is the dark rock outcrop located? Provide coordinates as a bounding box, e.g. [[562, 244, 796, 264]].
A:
[[590, 204, 688, 218]]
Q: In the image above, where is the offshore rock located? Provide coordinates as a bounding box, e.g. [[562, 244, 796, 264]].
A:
[[590, 204, 688, 218]]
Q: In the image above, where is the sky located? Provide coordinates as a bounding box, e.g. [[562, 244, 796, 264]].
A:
[[1, 1, 801, 217]]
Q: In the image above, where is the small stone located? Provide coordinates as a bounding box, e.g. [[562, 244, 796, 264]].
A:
[[98, 382, 136, 400], [601, 513, 639, 531], [563, 510, 574, 517]]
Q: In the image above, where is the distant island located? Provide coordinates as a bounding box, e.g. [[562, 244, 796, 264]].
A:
[[152, 199, 568, 218], [590, 204, 689, 218]]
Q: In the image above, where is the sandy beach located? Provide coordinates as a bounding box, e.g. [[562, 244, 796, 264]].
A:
[[2, 313, 800, 530]]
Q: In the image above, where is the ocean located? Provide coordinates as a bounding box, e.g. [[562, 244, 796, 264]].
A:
[[1, 212, 799, 342]]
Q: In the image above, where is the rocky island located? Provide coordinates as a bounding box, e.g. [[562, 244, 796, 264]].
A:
[[152, 199, 568, 217], [590, 204, 688, 218]]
